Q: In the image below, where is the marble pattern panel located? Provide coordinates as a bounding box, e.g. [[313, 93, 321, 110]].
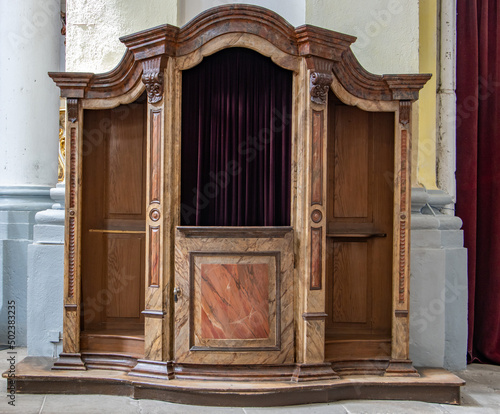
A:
[[200, 263, 270, 340]]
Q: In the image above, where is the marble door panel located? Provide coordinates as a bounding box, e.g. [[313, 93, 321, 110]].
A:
[[174, 227, 294, 365]]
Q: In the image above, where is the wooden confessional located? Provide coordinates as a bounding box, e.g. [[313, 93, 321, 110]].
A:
[[21, 4, 463, 405]]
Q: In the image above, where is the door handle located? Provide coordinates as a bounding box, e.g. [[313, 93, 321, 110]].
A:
[[173, 287, 182, 303]]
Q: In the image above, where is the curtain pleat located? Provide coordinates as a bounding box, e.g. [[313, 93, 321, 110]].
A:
[[457, 0, 500, 364]]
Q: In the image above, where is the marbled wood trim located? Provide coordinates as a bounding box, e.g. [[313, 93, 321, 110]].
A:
[[292, 363, 339, 382], [62, 101, 82, 357], [15, 357, 464, 405], [173, 363, 296, 381], [148, 226, 160, 287], [310, 227, 322, 290], [177, 226, 293, 238], [81, 354, 138, 372], [52, 353, 86, 371], [304, 319, 326, 363], [302, 312, 328, 320], [311, 110, 323, 205], [174, 229, 294, 364], [398, 101, 411, 304], [331, 359, 390, 376], [50, 6, 430, 103], [144, 317, 163, 361], [62, 310, 80, 354], [149, 109, 162, 204], [129, 360, 174, 380], [385, 359, 419, 377]]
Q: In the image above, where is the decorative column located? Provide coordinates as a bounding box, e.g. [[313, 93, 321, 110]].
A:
[[292, 55, 339, 381], [124, 26, 176, 378], [53, 98, 86, 370], [0, 0, 61, 346], [384, 101, 418, 375]]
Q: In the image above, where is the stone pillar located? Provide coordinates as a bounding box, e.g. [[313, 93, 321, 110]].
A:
[[436, 0, 457, 211], [0, 0, 62, 346], [409, 188, 467, 370]]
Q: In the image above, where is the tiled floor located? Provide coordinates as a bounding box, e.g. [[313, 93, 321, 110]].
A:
[[1, 348, 499, 414]]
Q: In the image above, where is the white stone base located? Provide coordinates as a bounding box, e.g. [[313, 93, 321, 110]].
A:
[[27, 183, 65, 357], [409, 188, 468, 371], [0, 186, 54, 347]]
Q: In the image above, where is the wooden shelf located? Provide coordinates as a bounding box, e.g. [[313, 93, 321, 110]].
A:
[[326, 232, 386, 239], [88, 229, 146, 234]]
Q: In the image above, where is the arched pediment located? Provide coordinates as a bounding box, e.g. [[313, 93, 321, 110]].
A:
[[50, 5, 430, 103]]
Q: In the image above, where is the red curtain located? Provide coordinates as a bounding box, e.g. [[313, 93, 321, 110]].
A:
[[180, 48, 292, 226], [457, 0, 500, 364]]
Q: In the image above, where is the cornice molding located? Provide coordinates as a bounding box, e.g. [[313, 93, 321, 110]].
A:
[[50, 5, 431, 102]]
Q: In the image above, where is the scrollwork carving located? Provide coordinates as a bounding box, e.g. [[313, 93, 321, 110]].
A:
[[310, 71, 333, 105], [142, 57, 164, 104]]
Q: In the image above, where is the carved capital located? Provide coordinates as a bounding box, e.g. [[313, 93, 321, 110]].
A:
[[399, 101, 411, 126], [67, 98, 78, 123], [142, 57, 165, 104], [305, 56, 333, 105], [310, 72, 333, 105]]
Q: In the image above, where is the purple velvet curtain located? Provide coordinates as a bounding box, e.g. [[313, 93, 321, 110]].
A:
[[181, 48, 292, 226], [457, 0, 500, 364]]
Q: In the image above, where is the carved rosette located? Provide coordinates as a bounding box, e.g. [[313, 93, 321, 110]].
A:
[[310, 72, 333, 105], [142, 57, 164, 104]]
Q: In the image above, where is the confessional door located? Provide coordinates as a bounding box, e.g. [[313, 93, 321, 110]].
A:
[[80, 101, 147, 359], [325, 92, 395, 371]]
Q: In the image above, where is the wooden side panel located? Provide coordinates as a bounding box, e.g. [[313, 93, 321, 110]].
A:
[[333, 106, 369, 219], [148, 226, 160, 287], [143, 104, 165, 362], [332, 242, 368, 323], [310, 227, 322, 290], [107, 108, 145, 216], [311, 110, 324, 205], [149, 110, 162, 204], [106, 235, 144, 318], [62, 98, 83, 357], [81, 101, 147, 336], [325, 93, 395, 363]]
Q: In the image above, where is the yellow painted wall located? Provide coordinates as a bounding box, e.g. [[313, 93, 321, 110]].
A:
[[417, 0, 438, 189]]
